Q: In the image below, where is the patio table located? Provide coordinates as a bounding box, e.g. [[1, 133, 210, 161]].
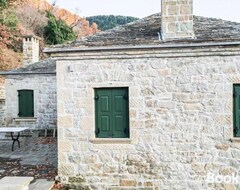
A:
[[0, 127, 29, 151]]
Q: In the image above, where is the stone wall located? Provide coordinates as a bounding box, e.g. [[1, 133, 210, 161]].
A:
[[0, 76, 5, 99], [0, 76, 6, 129], [5, 74, 57, 130], [0, 100, 5, 126], [0, 100, 5, 139], [161, 0, 194, 40], [56, 46, 240, 190]]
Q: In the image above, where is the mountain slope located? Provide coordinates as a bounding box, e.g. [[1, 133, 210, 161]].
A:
[[87, 15, 139, 31], [0, 0, 99, 71], [20, 0, 99, 38]]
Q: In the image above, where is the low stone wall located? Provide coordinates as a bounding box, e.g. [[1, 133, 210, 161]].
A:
[[56, 46, 240, 190], [0, 99, 5, 126], [0, 76, 5, 99], [0, 99, 5, 139], [5, 74, 56, 130]]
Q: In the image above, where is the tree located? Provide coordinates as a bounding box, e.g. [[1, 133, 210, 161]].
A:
[[44, 11, 76, 45], [0, 0, 19, 28], [0, 0, 26, 9], [87, 15, 139, 31], [0, 0, 8, 10], [16, 4, 48, 37], [0, 24, 11, 48], [51, 7, 99, 38], [0, 25, 22, 71], [3, 9, 18, 28]]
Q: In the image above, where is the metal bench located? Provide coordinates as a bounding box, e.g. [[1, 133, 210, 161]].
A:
[[0, 127, 29, 151]]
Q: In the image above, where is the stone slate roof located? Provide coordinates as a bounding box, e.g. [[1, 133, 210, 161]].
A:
[[47, 13, 240, 49], [0, 58, 56, 75]]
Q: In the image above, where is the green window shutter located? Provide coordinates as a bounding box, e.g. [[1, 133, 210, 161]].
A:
[[18, 90, 34, 117], [234, 85, 240, 137], [95, 89, 112, 138], [112, 88, 129, 138], [95, 88, 129, 138]]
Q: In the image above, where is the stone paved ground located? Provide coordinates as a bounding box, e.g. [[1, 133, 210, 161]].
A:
[[0, 137, 57, 180]]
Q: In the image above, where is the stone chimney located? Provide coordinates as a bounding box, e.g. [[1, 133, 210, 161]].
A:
[[23, 36, 40, 66], [161, 0, 195, 40]]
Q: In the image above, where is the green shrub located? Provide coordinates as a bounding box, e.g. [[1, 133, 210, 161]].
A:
[[4, 10, 18, 28], [44, 11, 76, 45], [0, 0, 8, 10]]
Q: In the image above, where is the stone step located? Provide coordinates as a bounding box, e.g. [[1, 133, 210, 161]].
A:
[[29, 179, 54, 190], [0, 176, 34, 190]]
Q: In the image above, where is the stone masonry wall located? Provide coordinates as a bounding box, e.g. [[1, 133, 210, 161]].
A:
[[0, 76, 6, 130], [0, 76, 5, 99], [161, 0, 194, 40], [5, 74, 57, 130], [0, 100, 5, 127], [56, 46, 240, 190]]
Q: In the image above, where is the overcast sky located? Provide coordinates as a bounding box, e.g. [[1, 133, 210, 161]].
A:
[[48, 0, 240, 22]]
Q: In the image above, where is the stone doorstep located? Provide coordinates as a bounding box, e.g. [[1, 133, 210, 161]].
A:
[[0, 176, 34, 190], [107, 188, 155, 190], [29, 179, 55, 190]]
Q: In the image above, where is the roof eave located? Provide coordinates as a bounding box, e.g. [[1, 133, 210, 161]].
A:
[[44, 41, 240, 54], [0, 72, 56, 76]]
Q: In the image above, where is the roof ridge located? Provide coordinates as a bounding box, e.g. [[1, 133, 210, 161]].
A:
[[44, 13, 240, 50]]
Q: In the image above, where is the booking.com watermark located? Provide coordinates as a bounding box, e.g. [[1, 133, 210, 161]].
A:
[[206, 172, 240, 184]]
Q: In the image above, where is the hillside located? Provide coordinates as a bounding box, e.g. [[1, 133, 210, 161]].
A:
[[87, 15, 139, 31], [14, 0, 100, 39], [0, 0, 99, 71], [54, 8, 98, 38]]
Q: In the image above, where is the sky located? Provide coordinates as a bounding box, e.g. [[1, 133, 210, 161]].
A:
[[48, 0, 240, 22]]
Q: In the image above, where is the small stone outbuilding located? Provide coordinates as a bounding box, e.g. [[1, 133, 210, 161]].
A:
[[0, 36, 57, 132], [1, 58, 56, 130]]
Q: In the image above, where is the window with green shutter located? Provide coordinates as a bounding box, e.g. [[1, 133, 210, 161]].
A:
[[234, 85, 240, 137], [18, 90, 34, 117], [95, 88, 129, 138]]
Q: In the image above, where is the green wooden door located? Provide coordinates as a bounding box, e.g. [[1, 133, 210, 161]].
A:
[[234, 85, 240, 137], [18, 90, 34, 117], [95, 88, 129, 138]]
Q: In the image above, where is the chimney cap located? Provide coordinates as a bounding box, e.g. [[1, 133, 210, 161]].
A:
[[23, 35, 42, 40]]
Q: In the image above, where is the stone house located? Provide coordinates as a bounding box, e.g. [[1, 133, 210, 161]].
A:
[[44, 0, 240, 189], [0, 36, 57, 132]]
